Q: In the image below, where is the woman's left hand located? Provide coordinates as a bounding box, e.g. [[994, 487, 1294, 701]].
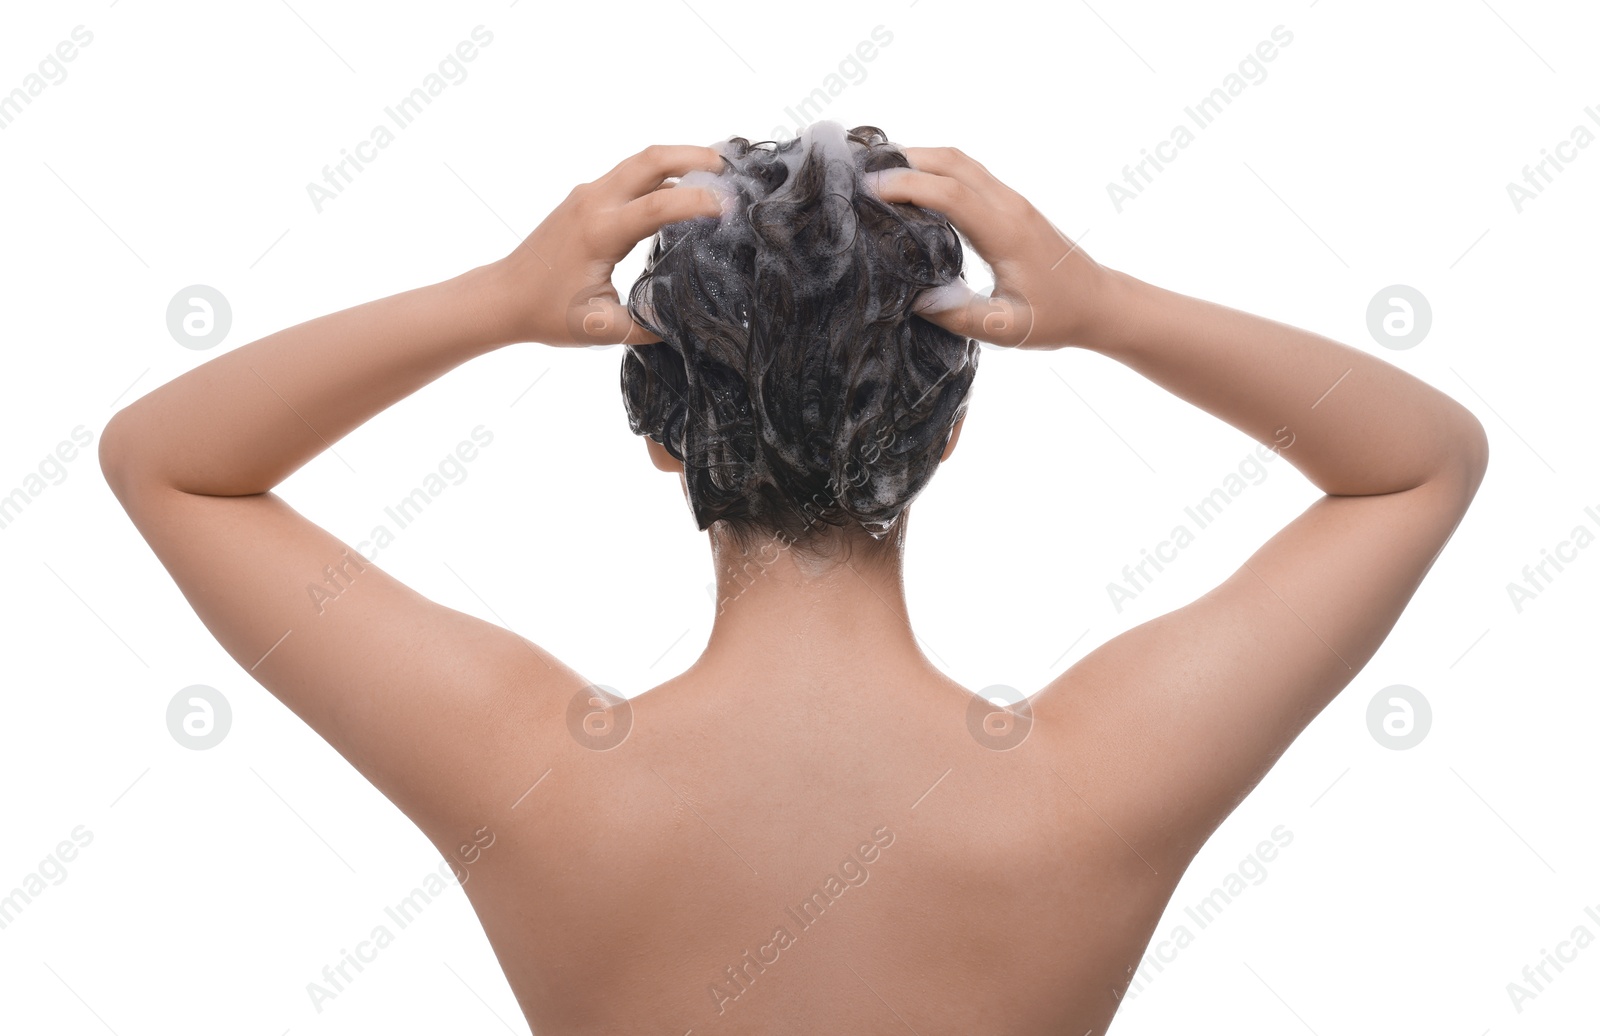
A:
[[496, 144, 727, 347]]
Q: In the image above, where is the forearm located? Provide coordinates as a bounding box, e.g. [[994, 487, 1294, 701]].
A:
[[104, 260, 521, 496], [1082, 270, 1486, 495]]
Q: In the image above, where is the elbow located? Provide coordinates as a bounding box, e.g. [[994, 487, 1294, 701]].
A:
[[98, 408, 142, 500], [1460, 410, 1489, 480], [1440, 409, 1490, 505]]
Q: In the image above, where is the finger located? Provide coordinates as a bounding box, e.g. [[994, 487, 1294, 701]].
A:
[[564, 280, 662, 347], [898, 146, 1012, 199], [865, 166, 976, 221], [865, 167, 1011, 258], [574, 296, 662, 347], [911, 277, 1034, 347], [602, 185, 724, 256], [619, 312, 665, 347], [592, 144, 726, 202]]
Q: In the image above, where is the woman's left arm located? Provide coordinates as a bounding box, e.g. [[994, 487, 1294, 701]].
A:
[[98, 145, 722, 833]]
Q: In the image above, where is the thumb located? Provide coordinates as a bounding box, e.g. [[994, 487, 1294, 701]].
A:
[[911, 277, 1032, 346], [565, 283, 662, 346], [617, 305, 665, 346]]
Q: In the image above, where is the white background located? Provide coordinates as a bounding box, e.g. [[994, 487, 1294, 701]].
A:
[[1, 0, 1595, 1032]]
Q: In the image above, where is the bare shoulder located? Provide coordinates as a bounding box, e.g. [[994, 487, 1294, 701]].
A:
[[1029, 458, 1487, 872], [98, 468, 595, 842]]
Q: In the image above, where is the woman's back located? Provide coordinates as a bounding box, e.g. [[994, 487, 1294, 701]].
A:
[[462, 666, 1178, 1036]]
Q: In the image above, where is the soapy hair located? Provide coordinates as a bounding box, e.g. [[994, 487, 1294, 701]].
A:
[[621, 121, 978, 557]]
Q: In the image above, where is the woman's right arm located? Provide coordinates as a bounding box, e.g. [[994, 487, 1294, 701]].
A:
[[873, 148, 1488, 871]]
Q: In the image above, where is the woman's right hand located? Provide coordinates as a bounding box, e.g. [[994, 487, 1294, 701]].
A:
[[867, 147, 1115, 350]]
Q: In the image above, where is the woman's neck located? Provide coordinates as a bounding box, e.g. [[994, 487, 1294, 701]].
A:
[[694, 522, 937, 677]]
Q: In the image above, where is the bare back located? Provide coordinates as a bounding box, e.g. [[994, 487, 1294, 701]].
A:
[[451, 668, 1180, 1036]]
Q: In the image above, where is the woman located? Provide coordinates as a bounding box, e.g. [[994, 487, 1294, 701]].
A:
[[101, 120, 1488, 1033]]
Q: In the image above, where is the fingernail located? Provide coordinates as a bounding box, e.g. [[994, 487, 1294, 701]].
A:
[[865, 167, 905, 197], [683, 176, 733, 217], [912, 276, 979, 314]]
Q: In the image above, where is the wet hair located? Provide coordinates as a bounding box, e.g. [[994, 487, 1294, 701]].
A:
[[621, 120, 979, 559]]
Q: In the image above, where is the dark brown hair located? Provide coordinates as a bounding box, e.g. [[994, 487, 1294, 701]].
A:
[[621, 121, 978, 558]]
